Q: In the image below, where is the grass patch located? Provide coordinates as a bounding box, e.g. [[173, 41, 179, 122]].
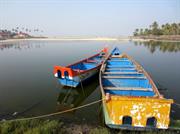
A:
[[89, 127, 110, 134], [0, 119, 179, 134], [0, 119, 63, 134], [170, 120, 180, 128]]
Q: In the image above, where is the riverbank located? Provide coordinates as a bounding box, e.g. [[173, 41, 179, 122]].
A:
[[1, 36, 180, 44], [0, 37, 127, 44], [130, 35, 180, 42], [0, 119, 180, 134]]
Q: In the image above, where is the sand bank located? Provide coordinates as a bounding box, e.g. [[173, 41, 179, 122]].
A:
[[0, 37, 131, 44]]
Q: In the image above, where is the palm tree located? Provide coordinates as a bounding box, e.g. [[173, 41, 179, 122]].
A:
[[144, 28, 149, 35], [140, 28, 143, 35], [178, 23, 180, 35], [171, 23, 178, 35], [151, 21, 158, 29], [163, 23, 171, 35], [151, 21, 159, 35], [133, 29, 139, 36]]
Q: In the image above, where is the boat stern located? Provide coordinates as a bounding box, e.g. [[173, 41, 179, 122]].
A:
[[103, 95, 173, 129]]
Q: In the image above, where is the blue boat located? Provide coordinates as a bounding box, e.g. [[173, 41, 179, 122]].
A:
[[99, 47, 173, 130], [54, 47, 108, 87]]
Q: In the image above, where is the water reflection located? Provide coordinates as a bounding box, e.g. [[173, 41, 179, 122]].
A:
[[0, 41, 44, 51], [56, 76, 99, 112], [134, 41, 180, 53]]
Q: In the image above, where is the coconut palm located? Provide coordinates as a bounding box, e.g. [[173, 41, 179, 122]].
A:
[[171, 23, 178, 35], [133, 29, 139, 36]]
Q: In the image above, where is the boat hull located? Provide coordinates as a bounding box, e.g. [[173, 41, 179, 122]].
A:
[[57, 67, 99, 87], [54, 47, 108, 88], [99, 47, 173, 130], [102, 95, 172, 129]]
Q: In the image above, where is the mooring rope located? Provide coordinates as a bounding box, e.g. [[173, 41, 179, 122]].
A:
[[1, 98, 180, 131], [174, 102, 180, 108], [1, 99, 104, 122]]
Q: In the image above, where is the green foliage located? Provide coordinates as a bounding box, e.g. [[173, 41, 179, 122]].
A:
[[170, 120, 180, 128], [0, 119, 180, 134], [0, 119, 63, 134], [133, 21, 180, 36], [89, 127, 110, 134]]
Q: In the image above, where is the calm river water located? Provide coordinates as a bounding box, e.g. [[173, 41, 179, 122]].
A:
[[0, 40, 180, 124]]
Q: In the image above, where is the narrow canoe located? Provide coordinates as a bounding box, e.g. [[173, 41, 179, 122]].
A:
[[54, 47, 108, 87], [99, 47, 173, 130]]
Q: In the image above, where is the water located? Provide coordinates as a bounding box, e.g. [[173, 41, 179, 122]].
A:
[[0, 40, 180, 124]]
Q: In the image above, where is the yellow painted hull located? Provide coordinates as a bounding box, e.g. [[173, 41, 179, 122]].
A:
[[102, 95, 173, 129]]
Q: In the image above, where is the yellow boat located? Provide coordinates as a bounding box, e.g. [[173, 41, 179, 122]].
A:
[[99, 47, 173, 130]]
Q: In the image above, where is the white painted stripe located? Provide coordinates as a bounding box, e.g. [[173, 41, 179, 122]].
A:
[[69, 76, 73, 79], [54, 73, 58, 77]]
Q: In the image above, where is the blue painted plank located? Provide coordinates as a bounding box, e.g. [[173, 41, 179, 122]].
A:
[[107, 65, 135, 68], [102, 78, 152, 88], [105, 70, 137, 72], [59, 79, 79, 87], [105, 90, 155, 97]]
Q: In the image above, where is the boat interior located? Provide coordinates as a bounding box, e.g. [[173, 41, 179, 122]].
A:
[[102, 48, 156, 97], [70, 54, 105, 71]]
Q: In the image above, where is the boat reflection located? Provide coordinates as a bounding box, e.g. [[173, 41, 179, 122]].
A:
[[134, 41, 180, 53], [56, 76, 99, 112]]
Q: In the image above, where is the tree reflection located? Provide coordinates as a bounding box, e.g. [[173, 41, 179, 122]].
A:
[[134, 41, 180, 53], [0, 42, 44, 51]]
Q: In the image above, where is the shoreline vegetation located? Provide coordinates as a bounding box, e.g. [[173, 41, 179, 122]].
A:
[[132, 21, 180, 41], [1, 35, 180, 44], [0, 119, 180, 134], [1, 22, 180, 43]]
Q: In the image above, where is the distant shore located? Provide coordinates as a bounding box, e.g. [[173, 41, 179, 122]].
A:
[[0, 37, 129, 43], [1, 35, 180, 44], [130, 35, 180, 42]]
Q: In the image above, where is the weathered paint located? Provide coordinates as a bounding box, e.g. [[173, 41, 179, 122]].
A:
[[99, 47, 174, 130], [103, 96, 173, 129]]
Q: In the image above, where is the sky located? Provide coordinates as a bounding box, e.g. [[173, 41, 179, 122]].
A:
[[0, 0, 180, 37]]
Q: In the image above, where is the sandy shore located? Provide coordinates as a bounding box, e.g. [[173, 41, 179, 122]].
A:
[[130, 35, 180, 42], [0, 37, 131, 44], [1, 36, 179, 44]]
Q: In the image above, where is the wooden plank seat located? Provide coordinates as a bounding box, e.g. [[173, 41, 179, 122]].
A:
[[85, 60, 98, 63], [103, 72, 142, 75], [104, 87, 152, 91], [107, 59, 130, 62], [107, 65, 135, 68], [102, 76, 146, 79], [106, 68, 136, 70], [110, 55, 123, 58]]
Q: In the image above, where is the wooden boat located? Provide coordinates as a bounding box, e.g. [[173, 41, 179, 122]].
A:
[[54, 47, 108, 87], [99, 47, 173, 130]]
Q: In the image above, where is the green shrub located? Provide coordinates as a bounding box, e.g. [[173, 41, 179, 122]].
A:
[[89, 127, 110, 134]]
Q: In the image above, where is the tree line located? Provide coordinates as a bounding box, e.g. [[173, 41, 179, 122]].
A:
[[133, 21, 180, 36], [0, 27, 44, 39], [0, 27, 43, 33]]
